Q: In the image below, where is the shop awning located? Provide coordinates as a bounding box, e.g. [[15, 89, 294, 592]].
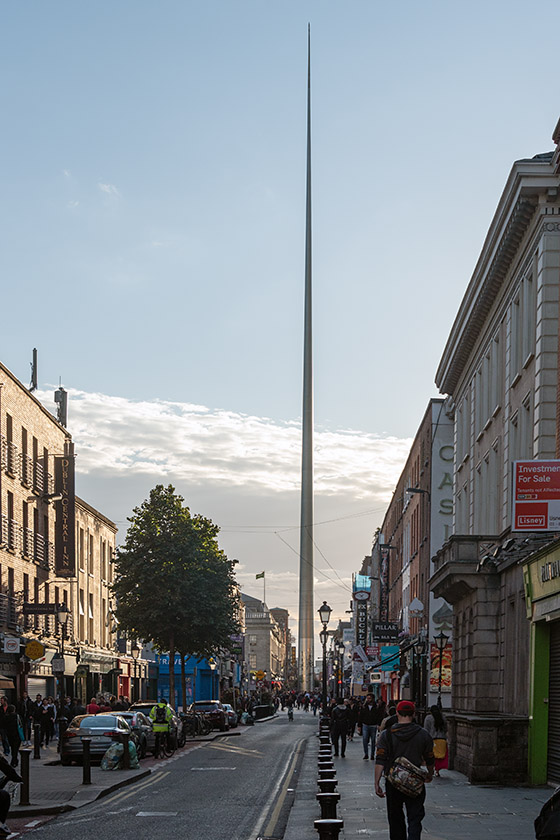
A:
[[0, 678, 15, 690]]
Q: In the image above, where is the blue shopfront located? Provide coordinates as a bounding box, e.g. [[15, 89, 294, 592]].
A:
[[156, 654, 219, 710]]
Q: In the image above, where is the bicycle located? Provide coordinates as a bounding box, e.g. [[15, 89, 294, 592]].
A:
[[154, 730, 175, 759]]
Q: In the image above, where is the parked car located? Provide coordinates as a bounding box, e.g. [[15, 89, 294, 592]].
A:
[[223, 703, 238, 728], [128, 701, 182, 746], [100, 710, 155, 758], [188, 700, 229, 731], [60, 714, 132, 765]]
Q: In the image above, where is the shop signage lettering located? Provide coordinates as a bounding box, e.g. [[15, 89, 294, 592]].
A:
[[54, 452, 76, 578], [356, 601, 368, 647], [541, 559, 560, 583]]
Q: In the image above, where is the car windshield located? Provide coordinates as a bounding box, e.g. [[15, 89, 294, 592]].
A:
[[192, 703, 217, 711]]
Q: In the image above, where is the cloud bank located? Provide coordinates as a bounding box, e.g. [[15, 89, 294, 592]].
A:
[[38, 389, 411, 502]]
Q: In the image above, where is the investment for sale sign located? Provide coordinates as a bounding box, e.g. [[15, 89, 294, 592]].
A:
[[513, 460, 560, 531]]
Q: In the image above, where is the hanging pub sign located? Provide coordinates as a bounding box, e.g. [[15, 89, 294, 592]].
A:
[[54, 447, 76, 577], [372, 622, 400, 641], [356, 601, 368, 648]]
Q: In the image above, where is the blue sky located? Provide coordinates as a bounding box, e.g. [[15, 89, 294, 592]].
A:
[[2, 0, 560, 634]]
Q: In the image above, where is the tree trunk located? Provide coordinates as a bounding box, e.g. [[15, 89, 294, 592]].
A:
[[169, 631, 175, 710], [180, 650, 187, 712]]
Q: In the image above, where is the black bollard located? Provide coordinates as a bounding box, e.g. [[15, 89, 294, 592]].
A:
[[317, 778, 338, 794], [33, 725, 41, 760], [81, 737, 91, 785], [314, 818, 344, 840], [122, 733, 130, 770], [318, 761, 334, 771], [58, 718, 68, 753], [317, 792, 340, 820], [318, 768, 336, 780], [19, 748, 31, 806]]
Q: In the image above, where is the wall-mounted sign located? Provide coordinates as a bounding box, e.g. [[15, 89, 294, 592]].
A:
[[25, 640, 45, 661], [372, 622, 399, 641], [54, 449, 76, 577], [380, 645, 400, 672], [353, 590, 370, 601], [355, 601, 368, 648], [512, 460, 560, 531]]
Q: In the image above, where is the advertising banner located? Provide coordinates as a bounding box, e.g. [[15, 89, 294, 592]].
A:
[[512, 460, 560, 531], [54, 450, 76, 577], [429, 643, 452, 692], [380, 645, 400, 672]]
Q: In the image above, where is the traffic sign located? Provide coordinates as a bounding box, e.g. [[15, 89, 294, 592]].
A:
[[256, 670, 265, 680]]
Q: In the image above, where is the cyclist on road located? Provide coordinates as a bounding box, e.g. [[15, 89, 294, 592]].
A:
[[149, 699, 174, 755]]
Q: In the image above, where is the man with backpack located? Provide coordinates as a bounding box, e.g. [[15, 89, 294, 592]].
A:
[[374, 701, 434, 840], [330, 697, 350, 757], [149, 699, 174, 755]]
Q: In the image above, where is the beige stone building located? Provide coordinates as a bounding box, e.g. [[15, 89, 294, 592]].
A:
[[0, 360, 127, 701]]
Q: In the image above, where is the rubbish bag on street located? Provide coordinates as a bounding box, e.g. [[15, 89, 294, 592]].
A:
[[535, 787, 560, 839], [101, 741, 140, 771]]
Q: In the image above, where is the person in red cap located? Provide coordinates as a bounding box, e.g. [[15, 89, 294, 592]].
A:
[[374, 700, 435, 840]]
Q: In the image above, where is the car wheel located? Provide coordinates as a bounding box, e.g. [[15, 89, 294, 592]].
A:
[[60, 757, 72, 766]]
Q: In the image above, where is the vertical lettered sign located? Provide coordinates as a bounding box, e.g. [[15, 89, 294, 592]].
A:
[[54, 449, 76, 577]]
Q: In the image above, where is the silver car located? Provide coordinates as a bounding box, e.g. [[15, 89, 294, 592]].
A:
[[60, 714, 132, 765]]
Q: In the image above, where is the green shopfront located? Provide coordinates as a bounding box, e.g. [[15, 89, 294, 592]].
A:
[[523, 537, 560, 785]]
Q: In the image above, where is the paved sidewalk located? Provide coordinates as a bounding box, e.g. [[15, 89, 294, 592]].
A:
[[285, 730, 552, 839], [6, 729, 242, 818]]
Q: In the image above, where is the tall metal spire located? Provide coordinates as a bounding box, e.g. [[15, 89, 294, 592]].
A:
[[298, 24, 314, 692]]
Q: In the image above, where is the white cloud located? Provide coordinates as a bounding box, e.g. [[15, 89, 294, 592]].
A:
[[35, 388, 411, 630], [36, 389, 411, 500], [67, 200, 79, 208], [98, 182, 121, 197], [63, 169, 71, 178]]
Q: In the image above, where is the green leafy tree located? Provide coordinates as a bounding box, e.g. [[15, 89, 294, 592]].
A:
[[113, 484, 239, 708]]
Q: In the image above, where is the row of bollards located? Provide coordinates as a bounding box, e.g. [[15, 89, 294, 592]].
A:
[[314, 718, 343, 840]]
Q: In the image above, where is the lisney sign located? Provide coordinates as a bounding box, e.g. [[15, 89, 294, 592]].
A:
[[512, 460, 560, 531]]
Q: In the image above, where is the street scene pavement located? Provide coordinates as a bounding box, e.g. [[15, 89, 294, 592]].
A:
[[2, 711, 553, 840]]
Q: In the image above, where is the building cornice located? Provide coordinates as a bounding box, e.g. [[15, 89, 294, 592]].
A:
[[435, 156, 557, 396]]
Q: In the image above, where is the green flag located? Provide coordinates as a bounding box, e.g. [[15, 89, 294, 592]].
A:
[[256, 571, 265, 579]]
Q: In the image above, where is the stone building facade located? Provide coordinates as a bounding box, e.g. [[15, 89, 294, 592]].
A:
[[241, 593, 288, 691], [432, 133, 560, 782]]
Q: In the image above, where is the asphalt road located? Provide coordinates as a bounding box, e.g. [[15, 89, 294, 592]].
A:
[[22, 710, 317, 840]]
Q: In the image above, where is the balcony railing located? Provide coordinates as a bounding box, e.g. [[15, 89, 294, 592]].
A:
[[6, 442, 17, 477], [0, 516, 18, 552], [20, 453, 33, 486], [22, 527, 33, 559], [0, 594, 19, 630]]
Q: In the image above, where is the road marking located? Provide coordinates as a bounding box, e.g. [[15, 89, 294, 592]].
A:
[[248, 737, 305, 840], [99, 770, 170, 807], [191, 766, 236, 771], [136, 811, 178, 817], [263, 740, 303, 838], [209, 743, 264, 757], [25, 821, 41, 827]]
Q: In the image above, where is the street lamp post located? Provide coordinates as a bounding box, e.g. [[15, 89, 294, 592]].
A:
[[131, 642, 141, 702], [434, 630, 449, 709], [318, 601, 332, 715], [56, 603, 69, 701], [209, 657, 217, 700], [337, 642, 345, 698]]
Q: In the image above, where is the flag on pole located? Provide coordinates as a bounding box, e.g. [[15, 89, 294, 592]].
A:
[[256, 571, 265, 579]]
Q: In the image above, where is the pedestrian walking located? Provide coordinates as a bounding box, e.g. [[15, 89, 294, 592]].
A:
[[374, 700, 435, 840], [358, 693, 382, 759], [0, 753, 23, 837], [16, 693, 32, 746], [423, 705, 448, 776], [2, 706, 21, 767], [346, 699, 358, 741], [330, 697, 350, 757]]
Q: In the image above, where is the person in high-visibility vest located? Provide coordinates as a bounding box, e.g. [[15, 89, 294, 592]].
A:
[[149, 700, 174, 755]]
